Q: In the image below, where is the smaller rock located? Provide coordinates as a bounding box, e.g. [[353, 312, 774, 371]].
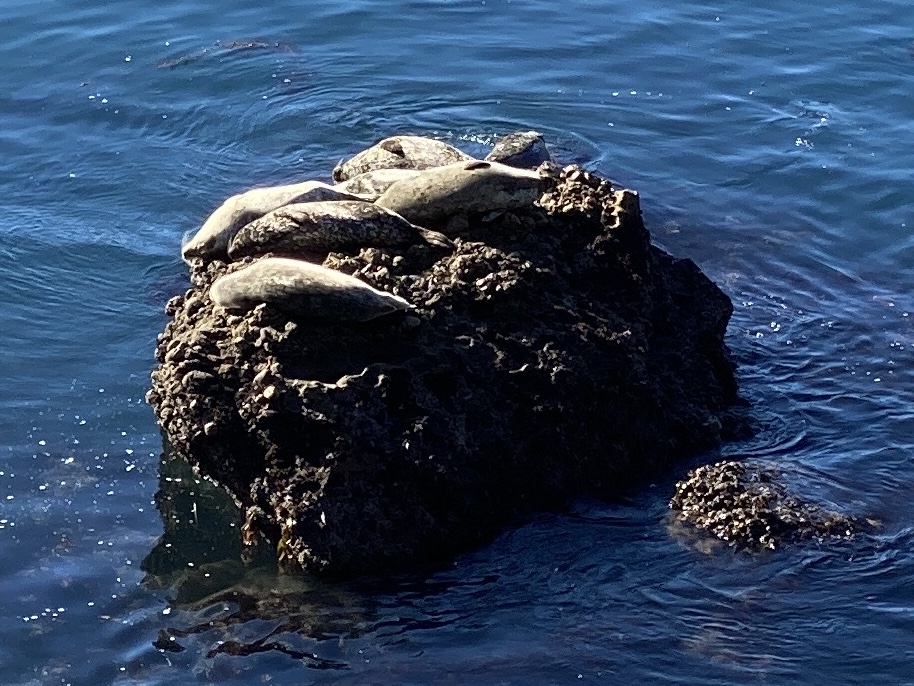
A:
[[670, 460, 868, 549], [153, 629, 185, 653]]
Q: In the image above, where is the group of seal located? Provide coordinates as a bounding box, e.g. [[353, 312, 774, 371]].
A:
[[180, 132, 554, 321], [181, 180, 366, 262]]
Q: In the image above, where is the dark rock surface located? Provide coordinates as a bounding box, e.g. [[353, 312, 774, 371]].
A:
[[147, 166, 743, 577], [670, 460, 867, 549]]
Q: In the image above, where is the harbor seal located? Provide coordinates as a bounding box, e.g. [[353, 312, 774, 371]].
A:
[[209, 257, 411, 321], [227, 200, 452, 261], [182, 181, 366, 264], [485, 131, 552, 169], [332, 135, 474, 182], [374, 160, 550, 226], [334, 168, 423, 201]]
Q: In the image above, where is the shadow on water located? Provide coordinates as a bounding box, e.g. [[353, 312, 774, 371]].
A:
[[141, 448, 385, 672], [134, 446, 914, 685]]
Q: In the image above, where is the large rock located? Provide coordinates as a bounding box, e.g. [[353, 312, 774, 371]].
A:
[[147, 165, 743, 577]]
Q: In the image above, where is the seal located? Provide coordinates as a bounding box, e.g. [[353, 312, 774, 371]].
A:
[[332, 135, 474, 182], [485, 131, 552, 169], [227, 200, 452, 261], [334, 168, 423, 201], [374, 160, 550, 226], [209, 256, 411, 321], [182, 181, 366, 264]]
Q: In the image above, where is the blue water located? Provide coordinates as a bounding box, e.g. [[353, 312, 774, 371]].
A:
[[2, 0, 913, 683]]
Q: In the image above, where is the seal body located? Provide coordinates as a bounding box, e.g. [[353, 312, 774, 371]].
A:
[[228, 200, 451, 260], [209, 257, 411, 321], [335, 168, 423, 201], [485, 131, 552, 169], [332, 135, 474, 182], [182, 181, 366, 263], [374, 160, 549, 226]]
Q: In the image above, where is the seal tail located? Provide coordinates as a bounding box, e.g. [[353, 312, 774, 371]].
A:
[[418, 227, 453, 249]]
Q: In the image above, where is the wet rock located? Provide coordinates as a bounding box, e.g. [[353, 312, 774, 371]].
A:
[[670, 460, 867, 549]]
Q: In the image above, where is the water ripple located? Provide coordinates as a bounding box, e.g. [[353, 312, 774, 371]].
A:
[[2, 0, 914, 683]]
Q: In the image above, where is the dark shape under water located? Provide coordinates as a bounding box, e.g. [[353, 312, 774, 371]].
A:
[[155, 38, 298, 69]]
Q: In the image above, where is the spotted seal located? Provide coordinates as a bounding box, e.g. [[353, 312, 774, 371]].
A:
[[182, 181, 366, 264], [374, 160, 549, 226], [227, 200, 451, 261], [209, 257, 411, 321], [334, 168, 423, 201], [332, 135, 474, 182], [485, 131, 552, 169]]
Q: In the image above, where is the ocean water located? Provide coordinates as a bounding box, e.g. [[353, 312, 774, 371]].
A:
[[1, 0, 913, 683]]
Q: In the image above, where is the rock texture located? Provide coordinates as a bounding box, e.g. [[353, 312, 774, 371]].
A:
[[148, 166, 743, 577], [670, 460, 866, 549]]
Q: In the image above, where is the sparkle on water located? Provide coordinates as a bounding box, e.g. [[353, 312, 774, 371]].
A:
[[1, 0, 913, 683]]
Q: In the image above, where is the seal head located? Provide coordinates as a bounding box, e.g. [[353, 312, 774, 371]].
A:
[[485, 131, 552, 169], [182, 181, 366, 264]]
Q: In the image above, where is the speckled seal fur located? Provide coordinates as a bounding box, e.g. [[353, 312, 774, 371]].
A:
[[332, 135, 474, 182], [374, 159, 550, 226], [209, 256, 412, 321], [334, 168, 423, 201], [183, 181, 366, 263], [227, 200, 451, 260], [485, 131, 552, 169]]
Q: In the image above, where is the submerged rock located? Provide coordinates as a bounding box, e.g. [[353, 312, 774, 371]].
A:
[[149, 162, 743, 577]]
